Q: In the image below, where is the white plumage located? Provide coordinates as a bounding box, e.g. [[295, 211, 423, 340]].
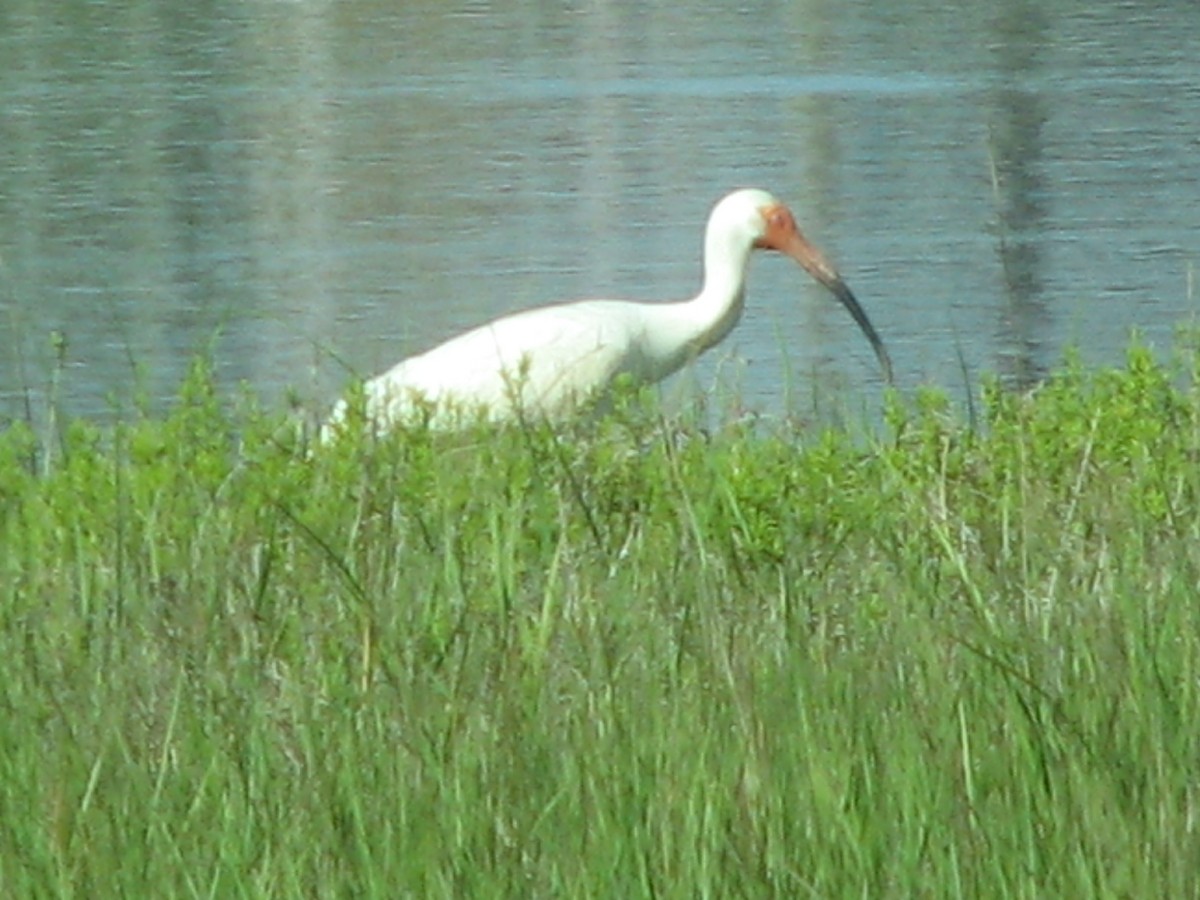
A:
[[325, 188, 891, 435]]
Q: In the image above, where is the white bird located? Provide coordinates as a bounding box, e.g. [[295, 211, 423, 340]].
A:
[[325, 188, 892, 435]]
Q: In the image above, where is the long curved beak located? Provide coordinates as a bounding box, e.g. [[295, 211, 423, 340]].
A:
[[821, 274, 894, 387], [768, 220, 894, 385]]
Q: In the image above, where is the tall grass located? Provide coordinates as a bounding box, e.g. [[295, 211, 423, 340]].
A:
[[1, 340, 1198, 896]]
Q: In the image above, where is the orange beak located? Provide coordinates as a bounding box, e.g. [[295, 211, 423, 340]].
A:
[[757, 204, 893, 385]]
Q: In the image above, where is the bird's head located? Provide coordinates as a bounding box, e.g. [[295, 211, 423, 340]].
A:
[[712, 188, 893, 385]]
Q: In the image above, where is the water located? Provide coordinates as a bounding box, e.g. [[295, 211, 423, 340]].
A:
[[2, 0, 1198, 425]]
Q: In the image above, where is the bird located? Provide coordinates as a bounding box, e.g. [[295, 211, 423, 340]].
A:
[[324, 188, 892, 436]]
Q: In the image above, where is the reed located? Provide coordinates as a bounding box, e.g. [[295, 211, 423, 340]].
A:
[[1, 341, 1198, 896]]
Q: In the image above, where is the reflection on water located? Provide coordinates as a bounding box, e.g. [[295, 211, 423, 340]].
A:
[[987, 0, 1052, 391], [1, 0, 1198, 425]]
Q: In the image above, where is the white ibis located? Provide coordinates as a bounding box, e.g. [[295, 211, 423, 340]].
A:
[[325, 188, 892, 435]]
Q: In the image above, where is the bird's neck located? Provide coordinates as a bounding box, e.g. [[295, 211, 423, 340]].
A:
[[636, 223, 755, 384], [685, 225, 755, 354]]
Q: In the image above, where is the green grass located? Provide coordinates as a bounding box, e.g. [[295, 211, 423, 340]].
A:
[[2, 340, 1200, 897]]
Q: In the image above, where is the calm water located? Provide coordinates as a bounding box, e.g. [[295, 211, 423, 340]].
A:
[[2, 1, 1198, 425]]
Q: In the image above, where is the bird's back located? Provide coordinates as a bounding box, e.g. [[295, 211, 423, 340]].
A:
[[333, 299, 665, 431]]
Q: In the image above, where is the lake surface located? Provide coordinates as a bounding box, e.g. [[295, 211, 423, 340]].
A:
[[2, 1, 1198, 426]]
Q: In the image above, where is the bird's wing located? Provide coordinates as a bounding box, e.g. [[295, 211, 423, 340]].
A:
[[363, 301, 640, 422]]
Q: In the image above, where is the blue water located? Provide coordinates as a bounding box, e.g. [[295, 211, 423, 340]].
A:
[[1, 1, 1197, 424]]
